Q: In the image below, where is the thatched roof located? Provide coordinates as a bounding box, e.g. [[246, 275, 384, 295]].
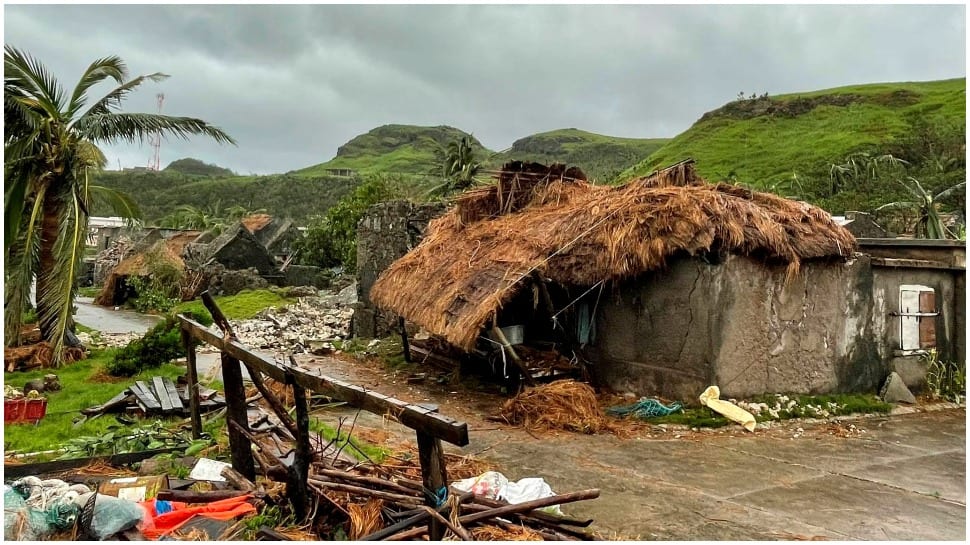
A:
[[94, 231, 200, 306], [370, 161, 857, 351]]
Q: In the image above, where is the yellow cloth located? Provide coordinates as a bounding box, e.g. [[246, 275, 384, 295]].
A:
[[699, 386, 756, 432]]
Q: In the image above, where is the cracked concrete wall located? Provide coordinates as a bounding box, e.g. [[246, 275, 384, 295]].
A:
[[587, 254, 949, 401]]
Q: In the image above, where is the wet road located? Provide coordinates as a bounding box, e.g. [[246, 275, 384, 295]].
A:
[[74, 297, 162, 334]]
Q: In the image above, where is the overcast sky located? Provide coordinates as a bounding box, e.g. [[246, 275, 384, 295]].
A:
[[4, 3, 966, 175]]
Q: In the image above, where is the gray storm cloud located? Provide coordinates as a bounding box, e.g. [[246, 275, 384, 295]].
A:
[[4, 4, 965, 174]]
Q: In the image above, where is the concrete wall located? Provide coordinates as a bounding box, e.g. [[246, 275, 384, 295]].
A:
[[588, 253, 963, 402], [353, 200, 447, 338]]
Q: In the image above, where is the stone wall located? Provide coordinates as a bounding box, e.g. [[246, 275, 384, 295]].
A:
[[587, 254, 963, 402], [353, 200, 448, 338]]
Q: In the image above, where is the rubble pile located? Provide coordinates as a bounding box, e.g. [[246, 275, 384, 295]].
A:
[[77, 331, 141, 349], [92, 236, 134, 286], [231, 283, 357, 353]]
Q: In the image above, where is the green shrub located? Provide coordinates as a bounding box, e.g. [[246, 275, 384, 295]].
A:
[[107, 313, 204, 377]]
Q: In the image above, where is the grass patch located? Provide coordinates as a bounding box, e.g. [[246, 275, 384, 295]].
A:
[[77, 286, 102, 298], [3, 348, 186, 457], [173, 289, 295, 324], [309, 417, 389, 463], [638, 392, 892, 429]]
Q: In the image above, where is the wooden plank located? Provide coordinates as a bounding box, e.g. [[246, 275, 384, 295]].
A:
[[152, 376, 175, 413], [81, 390, 133, 416], [132, 381, 162, 412], [162, 377, 185, 414], [179, 316, 469, 446], [221, 352, 256, 481], [416, 431, 448, 540], [2, 448, 180, 480]]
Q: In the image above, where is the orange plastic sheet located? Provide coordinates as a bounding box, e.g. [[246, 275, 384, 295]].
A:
[[139, 494, 256, 539]]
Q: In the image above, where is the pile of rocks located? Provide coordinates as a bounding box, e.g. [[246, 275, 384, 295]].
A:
[[92, 236, 134, 286], [77, 331, 142, 349], [231, 283, 357, 354]]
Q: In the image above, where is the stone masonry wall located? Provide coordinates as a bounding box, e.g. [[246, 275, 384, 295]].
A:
[[353, 200, 448, 338]]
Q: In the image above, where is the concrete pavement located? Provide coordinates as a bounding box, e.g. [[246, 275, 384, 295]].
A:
[[470, 408, 965, 540]]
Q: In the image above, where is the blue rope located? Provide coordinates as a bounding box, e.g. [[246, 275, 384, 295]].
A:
[[607, 398, 683, 419], [425, 486, 448, 507]]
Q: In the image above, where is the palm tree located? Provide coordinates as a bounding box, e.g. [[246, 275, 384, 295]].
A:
[[429, 136, 483, 196], [876, 178, 966, 239], [4, 46, 234, 364]]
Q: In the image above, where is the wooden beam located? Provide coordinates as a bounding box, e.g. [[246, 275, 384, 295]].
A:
[[221, 352, 255, 481], [201, 290, 237, 339], [287, 368, 312, 522], [492, 326, 536, 386], [3, 448, 179, 480], [178, 316, 469, 446], [416, 431, 448, 540]]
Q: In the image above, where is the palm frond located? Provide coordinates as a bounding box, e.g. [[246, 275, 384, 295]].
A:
[[90, 184, 142, 221], [4, 185, 45, 346], [4, 44, 64, 117], [76, 71, 168, 121], [66, 56, 127, 119], [75, 112, 235, 145]]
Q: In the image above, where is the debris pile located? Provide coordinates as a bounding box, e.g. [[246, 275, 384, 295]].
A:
[[92, 236, 134, 287], [76, 331, 141, 349], [81, 376, 226, 417], [231, 285, 357, 354], [496, 380, 616, 434]]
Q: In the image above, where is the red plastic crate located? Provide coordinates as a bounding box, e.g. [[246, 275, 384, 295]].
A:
[[4, 398, 26, 423], [4, 398, 46, 424], [24, 398, 47, 423]]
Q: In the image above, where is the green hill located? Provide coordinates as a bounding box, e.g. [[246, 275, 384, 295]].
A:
[[490, 128, 668, 182], [620, 78, 966, 212], [295, 124, 492, 177], [92, 170, 359, 224], [163, 157, 234, 177]]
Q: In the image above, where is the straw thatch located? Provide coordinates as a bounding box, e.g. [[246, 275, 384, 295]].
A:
[[497, 379, 616, 434], [94, 231, 200, 305], [370, 161, 856, 351]]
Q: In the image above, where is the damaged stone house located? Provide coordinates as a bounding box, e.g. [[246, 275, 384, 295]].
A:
[[366, 161, 966, 402], [94, 214, 321, 306]]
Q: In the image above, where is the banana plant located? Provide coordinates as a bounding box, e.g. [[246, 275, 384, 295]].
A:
[[875, 177, 966, 239]]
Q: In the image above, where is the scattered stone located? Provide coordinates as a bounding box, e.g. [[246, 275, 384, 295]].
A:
[[286, 285, 319, 298], [231, 287, 355, 354], [880, 371, 917, 404]]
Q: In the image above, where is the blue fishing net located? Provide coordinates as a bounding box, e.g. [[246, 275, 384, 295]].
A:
[[607, 398, 683, 419]]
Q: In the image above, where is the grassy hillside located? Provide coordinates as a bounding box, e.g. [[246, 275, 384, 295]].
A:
[[490, 128, 668, 182], [620, 79, 966, 212], [92, 170, 360, 224], [295, 124, 492, 177], [163, 157, 234, 177]]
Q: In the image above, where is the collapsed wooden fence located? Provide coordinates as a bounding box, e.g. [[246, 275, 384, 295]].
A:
[[178, 293, 469, 539]]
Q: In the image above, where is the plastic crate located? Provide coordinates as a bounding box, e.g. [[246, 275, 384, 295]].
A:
[[24, 398, 47, 423], [4, 398, 26, 423]]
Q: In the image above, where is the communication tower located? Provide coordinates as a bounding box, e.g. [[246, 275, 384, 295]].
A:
[[147, 93, 165, 170]]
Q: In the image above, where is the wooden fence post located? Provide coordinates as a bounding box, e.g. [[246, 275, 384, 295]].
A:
[[286, 372, 312, 522], [221, 352, 255, 481], [181, 325, 202, 439], [416, 431, 448, 540]]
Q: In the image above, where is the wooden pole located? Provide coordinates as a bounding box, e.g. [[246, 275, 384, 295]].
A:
[[181, 325, 202, 439], [416, 431, 448, 540], [288, 372, 312, 522], [492, 326, 536, 386], [221, 352, 255, 481], [399, 316, 411, 363], [245, 364, 300, 439]]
